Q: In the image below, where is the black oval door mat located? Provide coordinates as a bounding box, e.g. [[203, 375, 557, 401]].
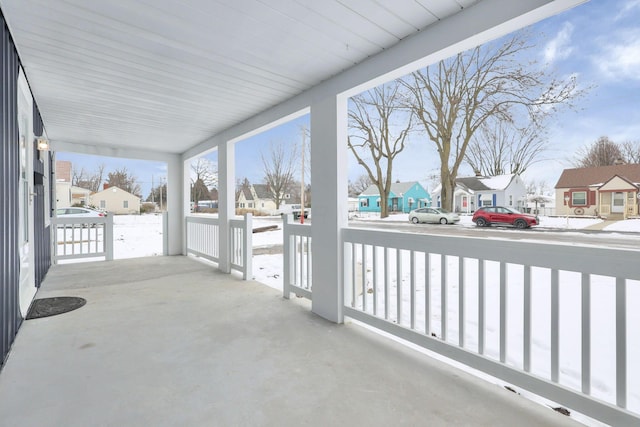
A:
[[26, 297, 87, 320]]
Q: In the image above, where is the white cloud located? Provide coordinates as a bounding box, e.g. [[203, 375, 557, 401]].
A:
[[543, 22, 574, 64], [595, 29, 640, 80], [615, 0, 640, 20]]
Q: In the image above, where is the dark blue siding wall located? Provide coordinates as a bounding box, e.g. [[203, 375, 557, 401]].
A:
[[32, 108, 51, 288], [0, 12, 21, 367]]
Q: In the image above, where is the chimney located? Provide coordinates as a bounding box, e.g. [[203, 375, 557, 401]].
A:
[[613, 158, 626, 165], [474, 170, 482, 177], [103, 183, 109, 190]]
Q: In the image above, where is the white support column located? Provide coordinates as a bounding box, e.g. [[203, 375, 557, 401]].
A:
[[310, 94, 348, 323], [218, 141, 235, 273], [166, 154, 184, 255]]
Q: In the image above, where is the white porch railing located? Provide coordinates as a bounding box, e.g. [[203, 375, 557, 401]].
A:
[[185, 214, 252, 279], [185, 215, 220, 263], [341, 228, 640, 426], [51, 215, 113, 263], [283, 215, 312, 300], [230, 214, 252, 279]]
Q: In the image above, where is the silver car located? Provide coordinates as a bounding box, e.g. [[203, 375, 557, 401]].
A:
[[408, 207, 459, 225]]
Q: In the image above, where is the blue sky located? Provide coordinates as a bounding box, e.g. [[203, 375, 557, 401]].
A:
[[58, 0, 640, 198]]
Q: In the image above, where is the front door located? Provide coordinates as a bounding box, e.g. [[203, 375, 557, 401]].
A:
[[612, 192, 625, 213], [18, 70, 35, 316]]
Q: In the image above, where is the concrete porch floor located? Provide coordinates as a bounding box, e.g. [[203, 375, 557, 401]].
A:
[[0, 256, 581, 427]]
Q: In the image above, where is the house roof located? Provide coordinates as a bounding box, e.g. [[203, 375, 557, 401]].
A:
[[360, 181, 422, 197], [92, 186, 140, 200], [433, 174, 516, 194], [252, 184, 273, 200], [554, 164, 640, 188]]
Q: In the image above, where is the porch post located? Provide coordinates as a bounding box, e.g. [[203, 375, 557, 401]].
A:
[[165, 154, 184, 255], [310, 94, 348, 323], [218, 141, 235, 273]]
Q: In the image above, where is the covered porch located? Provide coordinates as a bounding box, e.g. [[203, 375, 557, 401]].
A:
[[0, 256, 579, 427]]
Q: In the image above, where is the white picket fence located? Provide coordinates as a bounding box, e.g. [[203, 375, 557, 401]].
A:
[[51, 215, 113, 263]]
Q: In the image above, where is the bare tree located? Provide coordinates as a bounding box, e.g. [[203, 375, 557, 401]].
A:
[[574, 136, 624, 167], [348, 81, 414, 218], [190, 158, 218, 202], [106, 167, 142, 197], [621, 140, 640, 164], [72, 163, 105, 192], [465, 120, 548, 176], [261, 140, 298, 210], [348, 174, 373, 197], [403, 32, 583, 210]]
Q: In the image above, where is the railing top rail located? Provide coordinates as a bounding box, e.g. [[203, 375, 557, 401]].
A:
[[342, 227, 640, 280], [51, 216, 109, 225], [186, 215, 220, 225], [284, 222, 312, 237]]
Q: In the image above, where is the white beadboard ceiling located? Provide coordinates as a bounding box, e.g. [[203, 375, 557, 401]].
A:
[[0, 0, 483, 154]]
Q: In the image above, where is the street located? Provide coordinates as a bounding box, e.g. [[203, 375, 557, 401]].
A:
[[349, 219, 640, 251]]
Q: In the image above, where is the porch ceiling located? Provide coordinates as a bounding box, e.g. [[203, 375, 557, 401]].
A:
[[0, 0, 479, 154]]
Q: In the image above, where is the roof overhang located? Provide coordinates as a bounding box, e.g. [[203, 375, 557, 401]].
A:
[[0, 0, 587, 160]]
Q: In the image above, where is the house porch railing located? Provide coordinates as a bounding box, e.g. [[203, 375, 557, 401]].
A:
[[51, 215, 113, 263], [185, 214, 252, 279], [340, 228, 639, 426], [283, 214, 312, 300]]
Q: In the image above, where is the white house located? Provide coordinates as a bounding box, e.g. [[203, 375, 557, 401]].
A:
[[90, 185, 141, 214], [431, 174, 527, 213]]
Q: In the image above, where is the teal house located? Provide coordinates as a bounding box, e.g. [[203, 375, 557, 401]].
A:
[[358, 181, 431, 213]]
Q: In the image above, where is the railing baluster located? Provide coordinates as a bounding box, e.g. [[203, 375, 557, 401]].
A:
[[616, 277, 627, 409], [410, 250, 416, 330], [362, 244, 368, 311], [582, 273, 591, 395], [351, 243, 357, 307], [306, 237, 312, 290], [299, 235, 305, 289], [441, 254, 447, 341], [425, 253, 431, 336], [384, 247, 390, 321], [479, 259, 485, 355], [372, 246, 378, 316], [397, 248, 403, 324], [523, 265, 532, 372], [500, 262, 507, 363], [459, 257, 465, 348], [551, 268, 559, 383]]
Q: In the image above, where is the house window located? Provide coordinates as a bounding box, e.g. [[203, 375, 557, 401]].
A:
[[248, 202, 253, 208], [123, 200, 128, 208], [482, 199, 492, 207], [572, 191, 587, 206], [360, 199, 369, 207], [100, 200, 106, 208], [376, 198, 381, 208], [509, 195, 513, 206]]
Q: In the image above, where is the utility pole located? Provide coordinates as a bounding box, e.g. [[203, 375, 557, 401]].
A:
[[300, 125, 306, 224]]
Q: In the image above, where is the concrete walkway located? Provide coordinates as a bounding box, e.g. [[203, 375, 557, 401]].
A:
[[0, 256, 582, 427], [584, 220, 617, 231]]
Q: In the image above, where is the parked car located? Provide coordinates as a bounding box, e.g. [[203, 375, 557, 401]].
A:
[[56, 207, 106, 217], [472, 206, 538, 229], [409, 207, 460, 225]]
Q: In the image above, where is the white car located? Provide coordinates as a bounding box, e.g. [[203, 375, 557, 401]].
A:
[[56, 207, 106, 217], [408, 207, 459, 225]]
